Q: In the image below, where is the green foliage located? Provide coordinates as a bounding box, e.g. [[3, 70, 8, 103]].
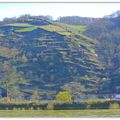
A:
[[0, 97, 10, 103], [0, 102, 47, 110], [20, 55, 28, 62], [40, 24, 72, 36], [40, 24, 63, 31], [109, 103, 120, 109], [0, 62, 27, 100], [0, 109, 120, 117], [0, 16, 102, 100], [60, 23, 86, 34], [16, 26, 37, 32], [85, 17, 120, 93], [0, 100, 118, 110], [6, 23, 33, 27], [56, 91, 72, 103], [62, 82, 85, 100], [31, 89, 41, 102], [47, 102, 54, 110]]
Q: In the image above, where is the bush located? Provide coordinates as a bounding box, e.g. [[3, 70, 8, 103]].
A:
[[109, 103, 120, 109], [85, 99, 110, 109], [47, 103, 54, 110], [0, 99, 119, 110], [30, 107, 34, 110], [0, 102, 48, 110], [36, 107, 40, 110], [54, 102, 86, 110], [0, 97, 10, 103], [56, 91, 72, 103]]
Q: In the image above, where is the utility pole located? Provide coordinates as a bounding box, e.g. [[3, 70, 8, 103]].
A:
[[0, 80, 10, 102], [6, 80, 9, 98], [6, 80, 10, 102]]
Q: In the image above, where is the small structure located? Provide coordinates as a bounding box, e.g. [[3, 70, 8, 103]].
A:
[[115, 94, 120, 100], [110, 94, 120, 100]]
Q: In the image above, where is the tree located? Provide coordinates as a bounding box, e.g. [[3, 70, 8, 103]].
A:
[[31, 89, 41, 102], [56, 91, 72, 103], [62, 82, 85, 101], [0, 62, 26, 101], [20, 55, 28, 62]]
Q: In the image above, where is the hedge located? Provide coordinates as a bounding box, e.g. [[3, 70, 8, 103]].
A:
[[0, 100, 119, 110]]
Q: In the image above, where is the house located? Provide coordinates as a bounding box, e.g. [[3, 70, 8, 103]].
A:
[[110, 94, 120, 100], [115, 94, 120, 99]]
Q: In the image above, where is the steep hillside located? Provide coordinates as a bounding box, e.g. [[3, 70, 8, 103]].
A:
[[84, 15, 120, 94], [0, 16, 102, 101]]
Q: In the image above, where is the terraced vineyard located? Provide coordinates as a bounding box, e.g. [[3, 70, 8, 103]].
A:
[[0, 17, 103, 100]]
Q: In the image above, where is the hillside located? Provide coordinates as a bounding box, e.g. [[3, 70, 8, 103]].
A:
[[0, 15, 103, 101], [84, 14, 120, 94]]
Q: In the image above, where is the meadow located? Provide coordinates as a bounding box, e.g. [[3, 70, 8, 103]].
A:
[[0, 109, 119, 117]]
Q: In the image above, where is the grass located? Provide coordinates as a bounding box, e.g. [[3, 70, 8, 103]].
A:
[[79, 33, 97, 44], [57, 31, 71, 36], [59, 22, 89, 36], [63, 24, 86, 34], [57, 22, 86, 33], [0, 109, 119, 117], [40, 24, 63, 31], [74, 38, 95, 54], [15, 26, 37, 32], [55, 23, 96, 53], [6, 23, 33, 27], [57, 22, 96, 44], [14, 24, 71, 36], [40, 24, 71, 36]]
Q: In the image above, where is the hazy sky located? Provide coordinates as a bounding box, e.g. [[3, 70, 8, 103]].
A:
[[0, 3, 120, 20]]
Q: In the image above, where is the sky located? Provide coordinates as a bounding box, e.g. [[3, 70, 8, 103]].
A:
[[0, 3, 120, 20]]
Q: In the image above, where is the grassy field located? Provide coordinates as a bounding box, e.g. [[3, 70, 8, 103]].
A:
[[0, 109, 119, 117], [6, 23, 33, 27]]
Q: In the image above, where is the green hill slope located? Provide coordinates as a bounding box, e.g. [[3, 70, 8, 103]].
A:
[[84, 16, 120, 94], [0, 17, 102, 101]]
